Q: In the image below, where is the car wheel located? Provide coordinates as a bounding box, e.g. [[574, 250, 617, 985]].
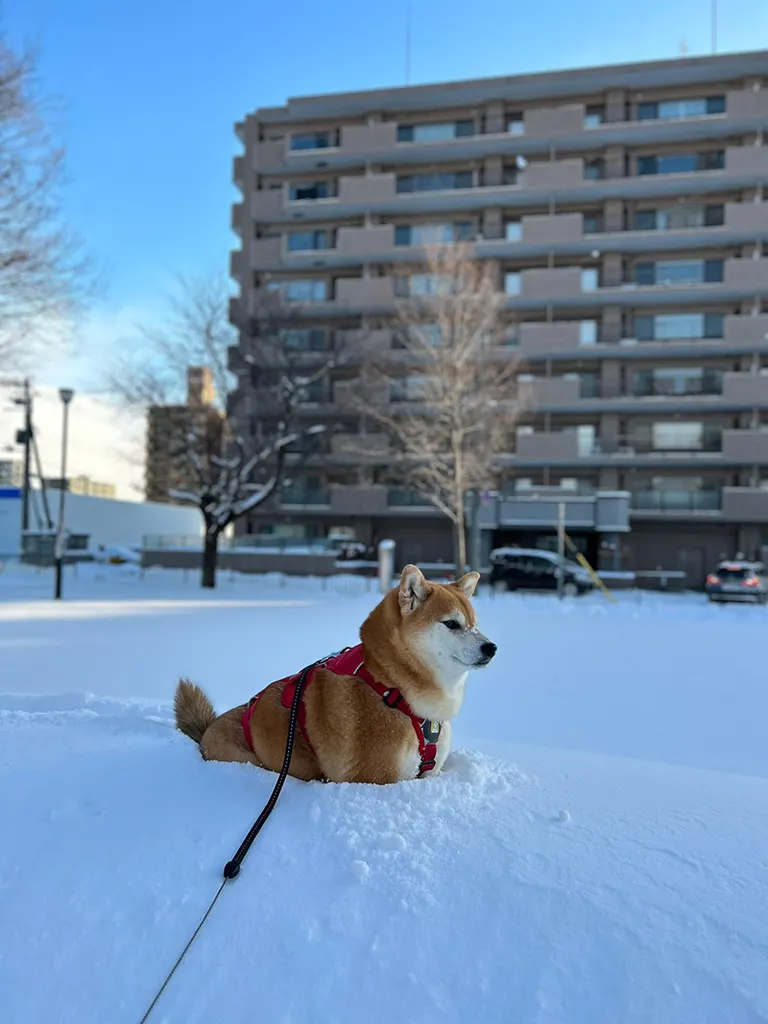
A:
[[493, 580, 508, 594], [563, 581, 578, 598]]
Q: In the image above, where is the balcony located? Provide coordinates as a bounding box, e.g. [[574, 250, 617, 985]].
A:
[[280, 487, 330, 507], [330, 485, 388, 515], [330, 433, 390, 456], [519, 321, 597, 356], [519, 212, 584, 246], [631, 489, 721, 513], [334, 277, 395, 312], [338, 173, 396, 205], [722, 487, 768, 522], [525, 376, 582, 410], [523, 159, 584, 190], [252, 187, 287, 220], [722, 372, 768, 405], [340, 122, 398, 157], [524, 104, 586, 137], [726, 88, 768, 120], [724, 257, 768, 293], [515, 431, 580, 461], [387, 489, 435, 508], [724, 314, 768, 348], [722, 430, 768, 464], [518, 267, 593, 300], [336, 225, 395, 258]]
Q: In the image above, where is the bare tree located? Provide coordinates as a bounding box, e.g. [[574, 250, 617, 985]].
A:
[[0, 35, 93, 371], [107, 275, 340, 587], [364, 245, 523, 572]]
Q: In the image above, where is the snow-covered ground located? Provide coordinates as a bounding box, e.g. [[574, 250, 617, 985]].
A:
[[2, 565, 767, 1023]]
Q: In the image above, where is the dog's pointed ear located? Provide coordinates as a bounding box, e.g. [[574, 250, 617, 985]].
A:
[[453, 571, 480, 598], [398, 564, 428, 615]]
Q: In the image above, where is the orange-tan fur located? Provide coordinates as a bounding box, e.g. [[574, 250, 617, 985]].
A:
[[174, 565, 496, 784]]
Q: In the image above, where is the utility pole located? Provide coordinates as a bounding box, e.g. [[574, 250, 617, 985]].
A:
[[557, 501, 566, 599], [20, 378, 32, 533]]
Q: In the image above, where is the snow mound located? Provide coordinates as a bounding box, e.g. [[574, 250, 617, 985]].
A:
[[3, 695, 768, 1024]]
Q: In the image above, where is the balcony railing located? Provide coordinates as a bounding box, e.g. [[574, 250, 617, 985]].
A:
[[387, 489, 433, 507], [631, 378, 723, 398], [631, 490, 721, 511], [280, 487, 330, 506]]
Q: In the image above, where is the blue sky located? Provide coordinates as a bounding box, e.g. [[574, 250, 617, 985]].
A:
[[6, 0, 768, 387]]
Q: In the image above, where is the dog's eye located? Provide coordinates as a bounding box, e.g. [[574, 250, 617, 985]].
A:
[[443, 619, 462, 631]]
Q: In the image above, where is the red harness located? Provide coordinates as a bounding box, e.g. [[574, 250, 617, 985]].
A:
[[240, 644, 442, 778]]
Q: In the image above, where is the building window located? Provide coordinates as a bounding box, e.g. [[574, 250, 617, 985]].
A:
[[579, 320, 598, 346], [634, 312, 724, 341], [505, 220, 522, 241], [297, 379, 325, 403], [394, 222, 473, 246], [282, 279, 327, 303], [288, 180, 337, 201], [581, 268, 599, 291], [634, 259, 724, 286], [396, 171, 473, 193], [631, 477, 722, 511], [394, 274, 453, 298], [637, 151, 725, 176], [584, 105, 605, 128], [280, 329, 326, 351], [286, 230, 334, 252], [406, 324, 443, 346], [634, 204, 725, 231], [637, 96, 725, 121], [584, 159, 605, 180], [583, 213, 603, 234], [507, 114, 524, 135], [504, 272, 521, 295], [289, 130, 339, 151], [390, 375, 429, 401], [633, 367, 723, 397], [397, 120, 474, 143], [649, 422, 718, 451]]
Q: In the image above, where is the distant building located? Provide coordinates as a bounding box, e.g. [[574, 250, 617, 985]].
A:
[[146, 366, 225, 504], [46, 475, 117, 499], [0, 459, 23, 489]]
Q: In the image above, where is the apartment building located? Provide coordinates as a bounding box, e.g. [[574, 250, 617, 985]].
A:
[[229, 51, 768, 582], [45, 476, 116, 499], [146, 366, 224, 504]]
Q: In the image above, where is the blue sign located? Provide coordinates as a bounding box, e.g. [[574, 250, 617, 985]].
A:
[[0, 488, 21, 499]]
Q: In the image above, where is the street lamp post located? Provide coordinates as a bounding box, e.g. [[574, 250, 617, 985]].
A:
[[54, 388, 75, 600]]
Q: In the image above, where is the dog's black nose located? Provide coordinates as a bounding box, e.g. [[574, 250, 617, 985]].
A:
[[481, 642, 497, 660]]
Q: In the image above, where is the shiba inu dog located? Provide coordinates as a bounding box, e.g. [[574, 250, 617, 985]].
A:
[[174, 564, 496, 784]]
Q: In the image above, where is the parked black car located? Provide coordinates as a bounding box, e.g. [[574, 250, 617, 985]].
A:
[[489, 547, 594, 596]]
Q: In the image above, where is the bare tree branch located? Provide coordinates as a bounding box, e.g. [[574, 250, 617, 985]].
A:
[[0, 35, 95, 371], [360, 244, 524, 571]]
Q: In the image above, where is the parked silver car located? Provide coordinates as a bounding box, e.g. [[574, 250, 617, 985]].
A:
[[705, 561, 767, 604]]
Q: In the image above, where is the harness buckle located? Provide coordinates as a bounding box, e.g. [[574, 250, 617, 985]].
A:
[[382, 689, 402, 708]]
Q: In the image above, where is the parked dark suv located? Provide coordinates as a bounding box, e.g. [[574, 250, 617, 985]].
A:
[[489, 547, 594, 596]]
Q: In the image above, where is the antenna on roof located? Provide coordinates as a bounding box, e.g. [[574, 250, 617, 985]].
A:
[[711, 0, 717, 52], [405, 2, 412, 84]]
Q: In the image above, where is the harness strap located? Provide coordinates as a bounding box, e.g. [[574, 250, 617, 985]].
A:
[[241, 645, 442, 778]]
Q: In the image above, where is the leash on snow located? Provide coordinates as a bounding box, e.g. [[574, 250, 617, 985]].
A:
[[138, 663, 313, 1024]]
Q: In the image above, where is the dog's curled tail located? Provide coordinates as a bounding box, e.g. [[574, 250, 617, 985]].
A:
[[174, 680, 217, 745]]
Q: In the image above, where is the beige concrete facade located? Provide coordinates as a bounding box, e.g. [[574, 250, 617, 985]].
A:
[[230, 51, 768, 577]]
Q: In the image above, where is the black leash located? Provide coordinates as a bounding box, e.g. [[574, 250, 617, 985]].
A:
[[138, 663, 313, 1024]]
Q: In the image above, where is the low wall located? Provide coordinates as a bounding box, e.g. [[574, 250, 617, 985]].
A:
[[141, 548, 340, 576]]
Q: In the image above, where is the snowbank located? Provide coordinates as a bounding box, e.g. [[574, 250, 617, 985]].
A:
[[2, 569, 768, 1022]]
